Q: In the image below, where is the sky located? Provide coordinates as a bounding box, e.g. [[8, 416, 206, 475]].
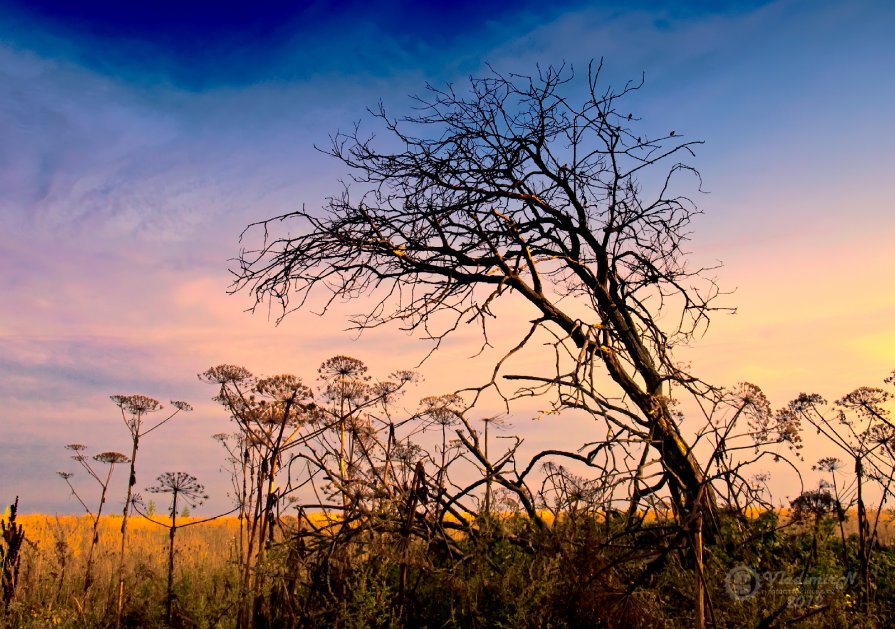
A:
[[1, 0, 893, 514]]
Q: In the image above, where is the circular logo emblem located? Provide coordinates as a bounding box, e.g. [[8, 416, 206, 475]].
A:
[[725, 565, 760, 600]]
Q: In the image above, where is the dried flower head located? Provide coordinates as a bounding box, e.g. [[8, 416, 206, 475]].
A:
[[836, 387, 891, 425], [482, 415, 509, 429], [94, 452, 130, 465], [323, 378, 370, 405], [318, 355, 369, 381], [199, 364, 253, 384], [787, 393, 826, 414], [866, 423, 895, 450], [732, 382, 802, 450], [110, 394, 163, 415], [370, 380, 400, 403], [368, 370, 419, 405], [420, 394, 464, 426], [391, 370, 419, 385], [348, 414, 375, 444], [147, 472, 209, 513], [391, 441, 423, 465], [813, 457, 841, 473], [734, 382, 772, 422], [255, 374, 313, 403]]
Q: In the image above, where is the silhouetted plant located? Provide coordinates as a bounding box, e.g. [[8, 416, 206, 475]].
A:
[[790, 486, 840, 562], [58, 445, 129, 592], [200, 365, 315, 626], [319, 355, 371, 505], [781, 372, 895, 615], [202, 357, 433, 626], [47, 516, 72, 605], [813, 456, 850, 566], [0, 497, 25, 610], [145, 472, 209, 624], [479, 415, 510, 514], [110, 394, 192, 628]]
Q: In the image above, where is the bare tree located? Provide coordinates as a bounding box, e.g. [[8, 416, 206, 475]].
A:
[[234, 62, 730, 534]]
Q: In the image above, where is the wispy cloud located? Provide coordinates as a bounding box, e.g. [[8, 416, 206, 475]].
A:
[[1, 0, 893, 512]]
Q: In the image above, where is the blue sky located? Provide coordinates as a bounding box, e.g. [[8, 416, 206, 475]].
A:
[[1, 0, 893, 513], [2, 0, 582, 87]]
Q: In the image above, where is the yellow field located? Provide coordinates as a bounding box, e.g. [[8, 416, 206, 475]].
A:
[[4, 507, 893, 627], [17, 513, 240, 574], [3, 514, 243, 626], [14, 506, 894, 570]]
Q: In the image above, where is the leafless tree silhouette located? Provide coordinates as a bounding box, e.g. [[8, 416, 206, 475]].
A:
[[234, 62, 732, 535]]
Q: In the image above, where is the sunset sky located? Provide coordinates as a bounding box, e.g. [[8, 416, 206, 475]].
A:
[[1, 0, 893, 513]]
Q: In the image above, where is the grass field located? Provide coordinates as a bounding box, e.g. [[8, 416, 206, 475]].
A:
[[3, 508, 895, 627], [6, 514, 240, 627]]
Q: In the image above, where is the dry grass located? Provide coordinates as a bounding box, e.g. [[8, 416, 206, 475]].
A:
[[18, 512, 240, 564], [5, 507, 894, 626], [779, 507, 895, 544], [14, 506, 893, 579], [9, 514, 242, 626]]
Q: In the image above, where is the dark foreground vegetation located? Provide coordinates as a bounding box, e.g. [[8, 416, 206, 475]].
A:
[[4, 63, 894, 627], [3, 500, 895, 627], [4, 359, 895, 628]]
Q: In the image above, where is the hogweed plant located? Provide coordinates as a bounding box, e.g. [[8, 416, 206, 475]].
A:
[[478, 415, 510, 514], [318, 355, 371, 502], [202, 357, 425, 626], [144, 472, 209, 624], [109, 394, 192, 628], [813, 456, 850, 567], [781, 372, 895, 615], [200, 365, 316, 627], [58, 445, 129, 592]]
